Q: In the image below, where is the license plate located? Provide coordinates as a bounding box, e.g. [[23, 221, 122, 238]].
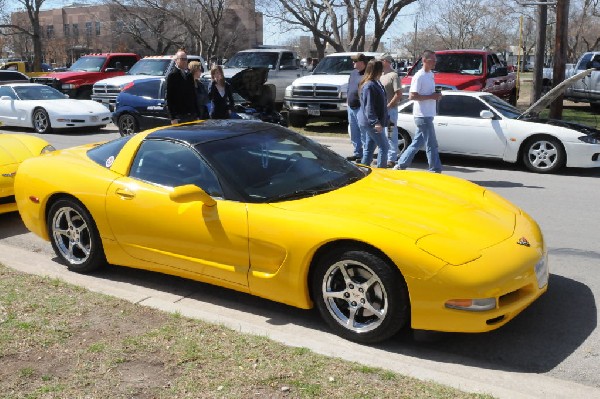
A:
[[307, 106, 320, 116], [90, 116, 99, 122]]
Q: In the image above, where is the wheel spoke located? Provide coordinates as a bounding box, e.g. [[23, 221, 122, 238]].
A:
[[346, 306, 358, 327], [323, 290, 347, 300], [363, 302, 385, 319]]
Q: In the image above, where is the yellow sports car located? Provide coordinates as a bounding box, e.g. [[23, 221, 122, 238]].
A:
[[15, 120, 548, 343], [0, 132, 54, 214]]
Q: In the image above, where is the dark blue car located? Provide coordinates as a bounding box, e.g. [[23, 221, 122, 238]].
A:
[[112, 69, 286, 136]]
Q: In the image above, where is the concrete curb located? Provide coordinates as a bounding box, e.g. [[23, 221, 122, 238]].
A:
[[1, 242, 599, 399]]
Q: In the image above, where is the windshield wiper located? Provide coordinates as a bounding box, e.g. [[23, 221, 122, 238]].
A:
[[268, 185, 335, 202]]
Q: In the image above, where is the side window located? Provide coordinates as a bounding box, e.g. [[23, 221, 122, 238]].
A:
[[280, 52, 297, 68], [107, 56, 138, 71], [438, 96, 488, 118], [129, 140, 223, 196], [0, 86, 17, 99], [578, 53, 593, 70], [487, 55, 495, 74], [400, 102, 413, 114]]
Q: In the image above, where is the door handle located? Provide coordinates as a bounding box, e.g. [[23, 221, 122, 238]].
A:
[[115, 188, 135, 200]]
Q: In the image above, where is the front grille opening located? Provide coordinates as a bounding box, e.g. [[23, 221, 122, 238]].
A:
[[498, 284, 533, 308], [0, 195, 16, 205], [486, 315, 505, 325]]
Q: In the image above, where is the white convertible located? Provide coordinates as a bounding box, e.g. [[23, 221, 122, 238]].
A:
[[396, 70, 600, 173], [0, 83, 111, 134]]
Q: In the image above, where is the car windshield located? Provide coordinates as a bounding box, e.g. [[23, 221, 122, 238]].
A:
[[480, 94, 521, 119], [14, 85, 66, 100], [127, 59, 171, 76], [224, 52, 279, 70], [198, 126, 366, 203], [408, 53, 484, 76], [312, 56, 355, 75], [69, 56, 106, 72]]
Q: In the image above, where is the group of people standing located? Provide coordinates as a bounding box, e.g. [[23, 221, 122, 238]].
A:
[[165, 48, 235, 125], [347, 50, 442, 173]]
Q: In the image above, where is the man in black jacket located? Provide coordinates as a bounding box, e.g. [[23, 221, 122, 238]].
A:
[[165, 49, 199, 124]]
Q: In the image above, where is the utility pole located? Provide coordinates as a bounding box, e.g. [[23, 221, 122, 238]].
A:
[[549, 0, 570, 119], [531, 0, 547, 104]]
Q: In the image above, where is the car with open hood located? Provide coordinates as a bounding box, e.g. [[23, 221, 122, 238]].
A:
[[396, 69, 600, 173], [14, 119, 548, 343]]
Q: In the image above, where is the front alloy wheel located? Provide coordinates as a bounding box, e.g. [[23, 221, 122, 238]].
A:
[[313, 248, 409, 343], [47, 199, 106, 273], [32, 108, 52, 134], [522, 136, 565, 173]]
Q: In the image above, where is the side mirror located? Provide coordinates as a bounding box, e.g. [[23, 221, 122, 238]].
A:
[[169, 184, 216, 206], [480, 110, 494, 119]]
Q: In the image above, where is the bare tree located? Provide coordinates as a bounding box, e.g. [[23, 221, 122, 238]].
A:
[[0, 0, 45, 71], [568, 0, 600, 58], [257, 0, 418, 58]]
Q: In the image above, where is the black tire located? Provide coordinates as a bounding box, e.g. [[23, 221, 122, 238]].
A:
[[288, 112, 308, 128], [397, 129, 412, 156], [521, 136, 565, 173], [311, 247, 409, 343], [32, 108, 52, 134], [591, 103, 600, 114], [117, 113, 138, 136], [47, 198, 106, 273]]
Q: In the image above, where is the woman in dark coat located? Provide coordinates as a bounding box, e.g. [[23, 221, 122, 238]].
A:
[[189, 61, 209, 119], [208, 65, 235, 119]]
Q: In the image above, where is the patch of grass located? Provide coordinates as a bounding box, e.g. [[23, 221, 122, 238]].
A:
[[0, 264, 494, 398]]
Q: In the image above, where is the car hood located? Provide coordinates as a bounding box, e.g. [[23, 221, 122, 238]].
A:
[[229, 68, 269, 103], [270, 170, 519, 264], [21, 99, 112, 114], [431, 73, 487, 90], [94, 75, 155, 87], [520, 116, 600, 138], [290, 74, 350, 87], [520, 68, 595, 118]]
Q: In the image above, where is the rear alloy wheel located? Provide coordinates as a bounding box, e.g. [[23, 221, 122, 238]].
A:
[[117, 113, 138, 136], [397, 129, 412, 156], [312, 248, 409, 343], [32, 108, 52, 134], [47, 199, 106, 273], [522, 136, 565, 173]]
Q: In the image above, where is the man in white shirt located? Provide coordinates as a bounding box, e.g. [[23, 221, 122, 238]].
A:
[[394, 50, 442, 173]]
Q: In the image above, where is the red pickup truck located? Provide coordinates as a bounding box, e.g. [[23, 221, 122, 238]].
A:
[[32, 53, 140, 99], [401, 49, 518, 105]]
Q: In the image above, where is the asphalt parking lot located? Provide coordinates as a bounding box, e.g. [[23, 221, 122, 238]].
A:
[[1, 122, 600, 398]]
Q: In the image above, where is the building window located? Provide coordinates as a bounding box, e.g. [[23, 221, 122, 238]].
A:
[[72, 23, 79, 37], [95, 21, 101, 36], [46, 25, 54, 38], [64, 24, 70, 37], [86, 22, 92, 36]]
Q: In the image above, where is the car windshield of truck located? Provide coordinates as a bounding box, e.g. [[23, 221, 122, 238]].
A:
[[434, 54, 484, 75], [480, 94, 521, 119], [311, 56, 354, 75], [69, 56, 106, 72], [14, 85, 66, 100], [127, 59, 171, 76], [224, 52, 279, 70]]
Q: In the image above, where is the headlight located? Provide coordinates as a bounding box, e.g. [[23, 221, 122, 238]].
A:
[[62, 83, 76, 90], [284, 85, 293, 97], [340, 90, 347, 100], [40, 145, 56, 154], [578, 135, 600, 144]]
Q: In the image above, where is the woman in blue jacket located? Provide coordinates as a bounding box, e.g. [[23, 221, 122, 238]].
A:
[[358, 60, 389, 168]]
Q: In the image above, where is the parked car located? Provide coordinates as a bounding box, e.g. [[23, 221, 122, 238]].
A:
[[0, 132, 54, 214], [564, 52, 600, 113], [0, 70, 29, 82], [15, 119, 548, 343], [396, 70, 600, 173], [0, 83, 112, 134], [113, 68, 285, 136]]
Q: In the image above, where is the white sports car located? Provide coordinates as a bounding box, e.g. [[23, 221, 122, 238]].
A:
[[0, 83, 112, 134], [396, 71, 600, 173]]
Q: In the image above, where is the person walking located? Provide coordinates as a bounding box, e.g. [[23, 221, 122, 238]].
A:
[[378, 54, 402, 167], [208, 64, 235, 119], [188, 61, 210, 119], [346, 53, 368, 161], [394, 50, 442, 173], [358, 60, 389, 168], [165, 48, 199, 124]]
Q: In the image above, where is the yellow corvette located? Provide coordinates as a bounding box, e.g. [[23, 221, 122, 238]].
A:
[[15, 120, 548, 343], [0, 132, 54, 214]]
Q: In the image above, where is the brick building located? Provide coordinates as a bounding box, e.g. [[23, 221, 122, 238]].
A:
[[9, 1, 263, 67]]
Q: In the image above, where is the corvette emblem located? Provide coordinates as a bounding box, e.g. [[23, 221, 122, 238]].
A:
[[517, 237, 530, 247]]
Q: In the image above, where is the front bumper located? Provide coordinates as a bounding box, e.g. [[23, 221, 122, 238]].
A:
[[50, 114, 112, 129], [284, 97, 347, 119], [563, 141, 600, 168]]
